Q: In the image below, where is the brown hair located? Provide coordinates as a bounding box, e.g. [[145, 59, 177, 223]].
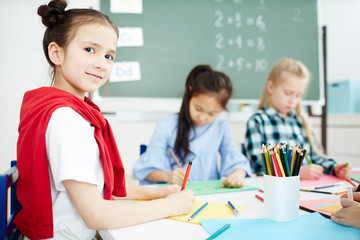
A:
[[38, 0, 119, 81], [258, 58, 326, 158]]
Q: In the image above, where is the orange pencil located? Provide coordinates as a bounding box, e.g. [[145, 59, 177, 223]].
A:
[[181, 161, 192, 190]]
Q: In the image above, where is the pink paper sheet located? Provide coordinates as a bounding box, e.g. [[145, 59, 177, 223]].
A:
[[300, 174, 344, 187]]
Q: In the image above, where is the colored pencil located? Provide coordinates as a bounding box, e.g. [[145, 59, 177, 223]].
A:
[[300, 189, 333, 194], [335, 190, 347, 195], [290, 146, 298, 175], [181, 161, 192, 191], [356, 184, 360, 192], [255, 194, 264, 202], [206, 223, 231, 240], [270, 151, 280, 177], [314, 184, 340, 190], [168, 148, 182, 168], [266, 146, 274, 176], [275, 152, 286, 177], [261, 146, 268, 175], [227, 201, 240, 217], [305, 153, 313, 164], [346, 178, 356, 186], [351, 178, 360, 184], [188, 202, 208, 221]]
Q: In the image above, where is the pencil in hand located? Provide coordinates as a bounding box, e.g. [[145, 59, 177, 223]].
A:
[[168, 148, 182, 168]]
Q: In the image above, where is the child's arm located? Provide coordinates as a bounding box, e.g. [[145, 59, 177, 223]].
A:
[[118, 184, 182, 200], [145, 168, 186, 185], [133, 117, 178, 184], [63, 180, 194, 230], [331, 198, 360, 229]]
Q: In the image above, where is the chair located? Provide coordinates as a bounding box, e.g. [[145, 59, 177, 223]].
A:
[[0, 160, 21, 240], [241, 143, 246, 156], [140, 144, 147, 155]]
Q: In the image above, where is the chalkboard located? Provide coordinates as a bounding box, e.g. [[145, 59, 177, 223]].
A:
[[99, 0, 321, 102]]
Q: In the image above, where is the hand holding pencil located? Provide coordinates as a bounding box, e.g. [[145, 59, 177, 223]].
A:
[[168, 168, 186, 185], [334, 162, 352, 179], [167, 148, 186, 185]]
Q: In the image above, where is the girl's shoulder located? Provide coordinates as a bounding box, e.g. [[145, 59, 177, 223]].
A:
[[155, 113, 179, 130], [248, 108, 269, 121]]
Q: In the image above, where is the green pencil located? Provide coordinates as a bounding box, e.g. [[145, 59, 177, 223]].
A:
[[305, 153, 313, 164]]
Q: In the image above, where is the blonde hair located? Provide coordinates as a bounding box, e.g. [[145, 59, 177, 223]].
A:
[[258, 58, 326, 158]]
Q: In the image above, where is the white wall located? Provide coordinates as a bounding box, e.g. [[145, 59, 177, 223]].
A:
[[1, 0, 360, 174]]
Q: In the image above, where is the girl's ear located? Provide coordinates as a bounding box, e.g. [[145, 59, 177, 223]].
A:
[[266, 80, 275, 94], [48, 42, 64, 65]]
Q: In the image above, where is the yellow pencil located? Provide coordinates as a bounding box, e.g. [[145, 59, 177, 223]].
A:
[[275, 152, 286, 177]]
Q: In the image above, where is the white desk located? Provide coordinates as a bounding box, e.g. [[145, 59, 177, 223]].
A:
[[99, 176, 352, 240]]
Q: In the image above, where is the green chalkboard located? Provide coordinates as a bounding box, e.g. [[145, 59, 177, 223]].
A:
[[99, 0, 320, 101]]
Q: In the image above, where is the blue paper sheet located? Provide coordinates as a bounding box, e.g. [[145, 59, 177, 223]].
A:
[[200, 212, 360, 240]]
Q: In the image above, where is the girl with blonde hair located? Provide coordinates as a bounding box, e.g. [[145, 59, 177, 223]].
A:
[[244, 58, 351, 179]]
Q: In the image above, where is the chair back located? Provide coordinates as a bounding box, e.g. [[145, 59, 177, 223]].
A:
[[140, 144, 147, 155], [0, 160, 21, 240]]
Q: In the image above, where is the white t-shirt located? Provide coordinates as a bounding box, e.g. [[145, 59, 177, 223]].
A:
[[32, 107, 105, 240]]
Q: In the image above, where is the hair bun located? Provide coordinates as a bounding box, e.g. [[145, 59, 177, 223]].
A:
[[38, 0, 67, 28]]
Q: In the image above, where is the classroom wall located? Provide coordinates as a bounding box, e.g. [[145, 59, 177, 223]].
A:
[[1, 0, 360, 175]]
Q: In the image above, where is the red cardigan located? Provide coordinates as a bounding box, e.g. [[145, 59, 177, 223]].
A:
[[15, 87, 126, 239]]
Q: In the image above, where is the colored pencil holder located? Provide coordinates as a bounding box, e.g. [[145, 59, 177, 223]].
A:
[[263, 175, 299, 222]]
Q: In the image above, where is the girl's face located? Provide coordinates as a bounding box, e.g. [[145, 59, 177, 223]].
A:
[[189, 93, 224, 127], [267, 73, 308, 118], [51, 23, 117, 98]]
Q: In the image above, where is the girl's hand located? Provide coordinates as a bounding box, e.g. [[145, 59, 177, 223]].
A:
[[331, 198, 360, 229], [220, 168, 246, 188], [334, 163, 352, 179], [299, 164, 324, 180], [164, 189, 194, 216], [168, 168, 186, 185]]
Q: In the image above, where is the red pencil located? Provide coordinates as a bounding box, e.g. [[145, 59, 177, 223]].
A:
[[346, 178, 356, 186], [181, 161, 192, 190], [255, 194, 264, 202]]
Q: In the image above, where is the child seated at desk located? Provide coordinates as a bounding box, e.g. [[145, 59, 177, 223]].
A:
[[244, 58, 351, 180], [15, 1, 194, 239], [133, 65, 251, 186]]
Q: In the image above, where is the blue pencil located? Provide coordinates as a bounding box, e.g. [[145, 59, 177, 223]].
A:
[[188, 202, 208, 221], [206, 223, 231, 240], [227, 201, 240, 217]]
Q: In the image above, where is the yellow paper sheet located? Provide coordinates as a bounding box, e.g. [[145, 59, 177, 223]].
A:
[[317, 203, 342, 213], [167, 199, 248, 225]]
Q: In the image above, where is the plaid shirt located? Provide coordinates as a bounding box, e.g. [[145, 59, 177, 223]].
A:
[[244, 106, 336, 175]]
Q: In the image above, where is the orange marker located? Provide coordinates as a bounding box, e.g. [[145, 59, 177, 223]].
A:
[[181, 161, 192, 190]]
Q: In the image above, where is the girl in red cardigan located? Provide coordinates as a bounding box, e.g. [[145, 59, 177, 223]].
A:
[[16, 1, 194, 239]]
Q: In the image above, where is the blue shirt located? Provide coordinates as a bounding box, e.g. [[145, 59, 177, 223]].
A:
[[244, 107, 336, 175], [133, 114, 251, 185]]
